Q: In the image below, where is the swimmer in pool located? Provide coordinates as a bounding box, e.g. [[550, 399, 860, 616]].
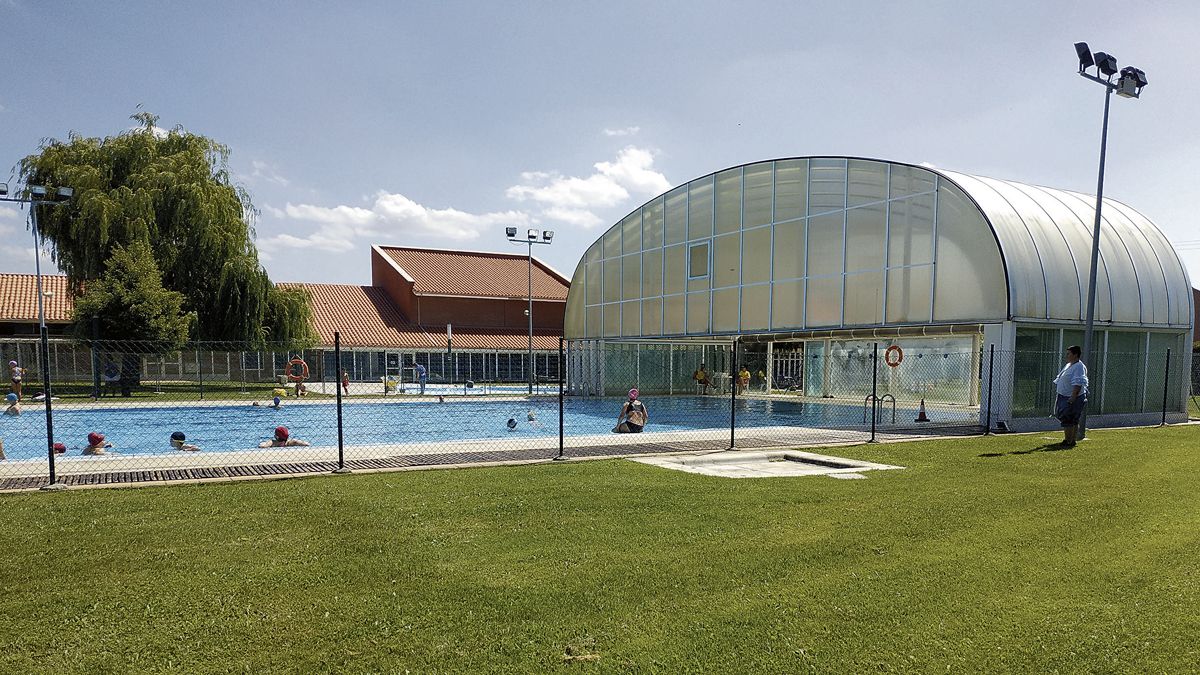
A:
[[259, 426, 310, 448], [252, 396, 283, 409], [169, 431, 201, 452], [83, 432, 114, 455], [506, 418, 518, 431], [4, 393, 18, 416]]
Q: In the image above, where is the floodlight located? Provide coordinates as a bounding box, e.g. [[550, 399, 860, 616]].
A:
[[1074, 42, 1094, 72], [1093, 51, 1118, 77], [542, 230, 554, 241], [527, 228, 538, 240], [505, 226, 517, 238], [0, 182, 7, 196], [1120, 66, 1147, 88], [30, 185, 48, 197], [55, 187, 73, 199]]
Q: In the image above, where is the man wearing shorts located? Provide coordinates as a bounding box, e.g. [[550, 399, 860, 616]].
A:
[[1052, 345, 1089, 447]]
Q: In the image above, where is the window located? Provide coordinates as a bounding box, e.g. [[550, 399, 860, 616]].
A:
[[688, 242, 710, 278]]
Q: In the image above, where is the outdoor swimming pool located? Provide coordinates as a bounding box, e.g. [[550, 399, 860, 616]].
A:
[[0, 396, 962, 460]]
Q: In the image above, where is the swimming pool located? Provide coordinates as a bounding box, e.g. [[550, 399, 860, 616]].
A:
[[0, 396, 965, 460]]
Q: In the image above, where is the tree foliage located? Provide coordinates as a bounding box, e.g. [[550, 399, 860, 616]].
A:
[[72, 240, 193, 349], [18, 113, 315, 347]]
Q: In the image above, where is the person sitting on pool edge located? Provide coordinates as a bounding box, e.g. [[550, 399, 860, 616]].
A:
[[83, 432, 113, 455], [4, 393, 19, 416], [259, 426, 310, 448], [613, 388, 648, 433], [170, 431, 201, 452]]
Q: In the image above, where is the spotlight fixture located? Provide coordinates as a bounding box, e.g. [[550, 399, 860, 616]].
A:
[[1074, 42, 1094, 72], [505, 226, 517, 238], [1093, 51, 1118, 77], [0, 183, 7, 196], [542, 230, 554, 241], [527, 228, 538, 240]]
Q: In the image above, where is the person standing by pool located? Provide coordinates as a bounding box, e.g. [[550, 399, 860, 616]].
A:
[[414, 362, 428, 395], [259, 426, 310, 447], [1052, 345, 1089, 448], [169, 431, 201, 452], [737, 366, 751, 395], [614, 388, 648, 433], [341, 370, 350, 395], [83, 432, 113, 455], [4, 393, 19, 416], [9, 360, 24, 400]]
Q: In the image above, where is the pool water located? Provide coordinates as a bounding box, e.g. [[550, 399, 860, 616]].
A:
[[0, 396, 940, 460]]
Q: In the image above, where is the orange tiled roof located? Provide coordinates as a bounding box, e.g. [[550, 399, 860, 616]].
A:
[[0, 274, 73, 323], [284, 282, 559, 350], [377, 245, 569, 301]]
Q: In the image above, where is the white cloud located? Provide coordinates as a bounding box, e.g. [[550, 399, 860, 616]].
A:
[[0, 205, 21, 222], [250, 160, 290, 187], [506, 146, 670, 228], [0, 245, 36, 262], [603, 126, 640, 137]]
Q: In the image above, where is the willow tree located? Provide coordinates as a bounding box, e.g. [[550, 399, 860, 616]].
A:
[[18, 113, 315, 347]]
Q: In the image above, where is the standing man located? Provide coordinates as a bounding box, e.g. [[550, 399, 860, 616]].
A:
[[1052, 345, 1089, 447], [414, 362, 428, 395]]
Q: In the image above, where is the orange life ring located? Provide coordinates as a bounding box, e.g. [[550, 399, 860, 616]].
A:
[[884, 345, 904, 368], [286, 357, 310, 381]]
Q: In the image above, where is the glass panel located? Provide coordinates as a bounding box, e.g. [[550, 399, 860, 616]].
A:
[[584, 242, 602, 263], [743, 226, 773, 285], [741, 284, 770, 330], [642, 298, 663, 336], [743, 163, 773, 228], [806, 213, 844, 278], [933, 183, 1007, 322], [664, 245, 686, 295], [664, 186, 687, 245], [688, 242, 710, 278], [890, 164, 937, 199], [805, 276, 842, 327], [686, 291, 710, 334], [584, 261, 602, 305], [641, 249, 663, 297], [848, 159, 888, 207], [688, 176, 714, 240], [772, 219, 804, 281], [603, 258, 621, 303], [602, 225, 621, 258], [773, 159, 808, 222], [1104, 331, 1145, 413], [663, 295, 685, 335], [620, 300, 641, 337], [809, 158, 846, 213], [771, 280, 804, 329], [642, 197, 665, 249], [712, 288, 739, 332], [585, 306, 601, 339], [621, 212, 641, 254], [1011, 327, 1059, 418], [715, 169, 741, 235], [713, 234, 740, 288], [1146, 332, 1184, 412], [621, 255, 640, 300], [845, 203, 886, 272], [804, 341, 826, 396], [887, 193, 935, 267], [602, 304, 620, 337], [843, 271, 884, 325], [885, 265, 933, 324]]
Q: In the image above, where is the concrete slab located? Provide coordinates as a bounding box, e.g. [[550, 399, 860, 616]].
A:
[[632, 450, 902, 479]]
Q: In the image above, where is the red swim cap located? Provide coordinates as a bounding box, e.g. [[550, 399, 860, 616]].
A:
[[53, 442, 66, 453], [87, 432, 105, 446], [274, 426, 289, 441]]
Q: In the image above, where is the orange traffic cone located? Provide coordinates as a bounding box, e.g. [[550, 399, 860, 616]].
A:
[[914, 398, 929, 423]]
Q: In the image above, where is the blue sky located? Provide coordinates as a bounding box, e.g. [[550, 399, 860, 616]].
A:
[[1, 1, 1197, 286]]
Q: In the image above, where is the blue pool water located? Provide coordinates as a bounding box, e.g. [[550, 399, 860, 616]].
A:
[[0, 396, 939, 460]]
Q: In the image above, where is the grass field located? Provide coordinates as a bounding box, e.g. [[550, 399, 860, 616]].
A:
[[1, 426, 1198, 672]]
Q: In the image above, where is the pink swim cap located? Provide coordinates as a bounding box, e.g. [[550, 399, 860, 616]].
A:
[[629, 388, 639, 399]]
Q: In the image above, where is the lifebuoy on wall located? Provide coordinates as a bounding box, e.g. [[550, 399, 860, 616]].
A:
[[884, 345, 904, 368], [286, 357, 310, 381]]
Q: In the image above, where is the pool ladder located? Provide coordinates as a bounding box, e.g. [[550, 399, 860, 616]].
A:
[[862, 394, 897, 424]]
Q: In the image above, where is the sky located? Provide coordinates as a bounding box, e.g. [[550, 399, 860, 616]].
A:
[[1, 1, 1198, 288]]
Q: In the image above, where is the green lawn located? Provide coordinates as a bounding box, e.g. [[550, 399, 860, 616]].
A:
[[1, 427, 1198, 672]]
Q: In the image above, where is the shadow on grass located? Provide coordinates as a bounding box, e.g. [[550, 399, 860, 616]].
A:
[[978, 442, 1073, 458]]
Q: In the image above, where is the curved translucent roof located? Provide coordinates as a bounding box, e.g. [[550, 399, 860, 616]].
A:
[[564, 157, 1193, 340]]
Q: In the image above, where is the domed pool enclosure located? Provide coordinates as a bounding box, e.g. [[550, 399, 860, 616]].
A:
[[563, 157, 1193, 434]]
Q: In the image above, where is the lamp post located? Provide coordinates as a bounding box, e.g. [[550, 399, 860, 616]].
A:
[[506, 226, 554, 395], [0, 182, 75, 490], [1071, 42, 1148, 439]]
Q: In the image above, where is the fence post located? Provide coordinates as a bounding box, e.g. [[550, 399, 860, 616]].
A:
[[985, 344, 995, 435], [869, 343, 879, 443], [556, 337, 566, 461], [39, 323, 64, 490], [1160, 348, 1171, 427], [729, 338, 738, 450], [90, 317, 100, 399], [333, 332, 350, 474], [196, 345, 204, 401]]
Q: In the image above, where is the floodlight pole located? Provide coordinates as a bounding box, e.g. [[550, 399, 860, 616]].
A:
[[1078, 82, 1112, 441], [507, 230, 552, 396]]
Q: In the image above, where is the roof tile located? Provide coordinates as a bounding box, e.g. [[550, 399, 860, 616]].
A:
[[0, 274, 73, 323], [378, 246, 569, 301]]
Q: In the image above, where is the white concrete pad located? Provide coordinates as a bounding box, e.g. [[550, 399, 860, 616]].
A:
[[632, 450, 902, 479]]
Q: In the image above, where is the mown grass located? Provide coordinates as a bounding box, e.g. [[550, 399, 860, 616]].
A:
[[1, 426, 1198, 672]]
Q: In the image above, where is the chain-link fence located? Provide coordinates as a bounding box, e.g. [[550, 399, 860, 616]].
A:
[[0, 335, 1190, 490]]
